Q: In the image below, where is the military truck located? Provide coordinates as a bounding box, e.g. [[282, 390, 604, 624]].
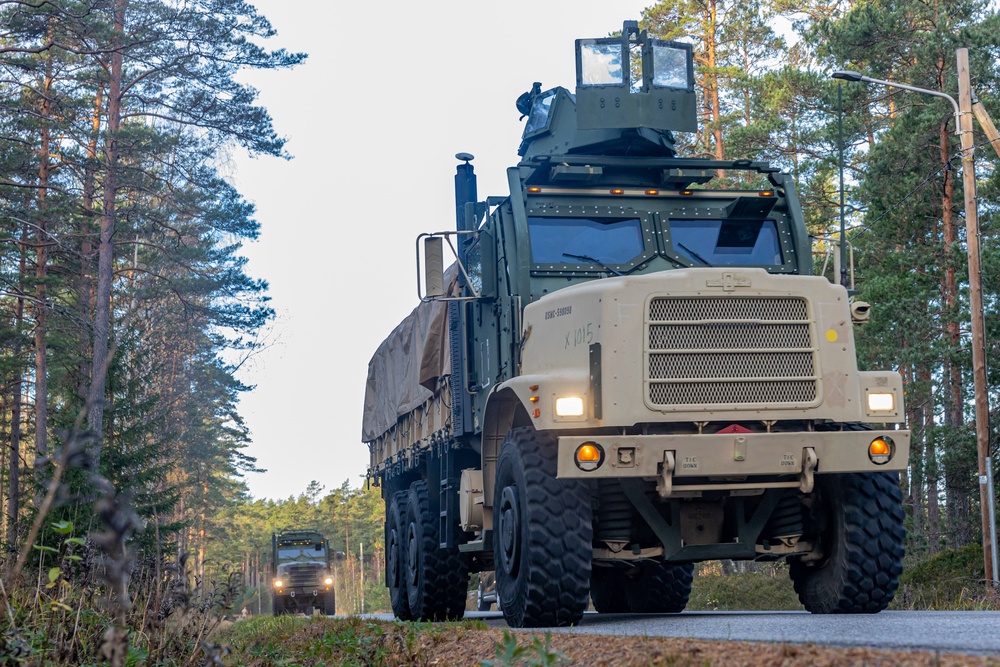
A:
[[363, 21, 909, 628], [270, 530, 336, 616]]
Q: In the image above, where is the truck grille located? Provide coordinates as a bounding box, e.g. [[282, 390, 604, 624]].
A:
[[284, 563, 323, 587], [646, 297, 818, 407]]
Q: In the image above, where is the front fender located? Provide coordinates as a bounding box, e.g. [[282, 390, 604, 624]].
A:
[[479, 372, 595, 514]]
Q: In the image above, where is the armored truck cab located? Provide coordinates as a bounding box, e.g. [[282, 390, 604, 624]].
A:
[[364, 21, 909, 628], [270, 530, 336, 616]]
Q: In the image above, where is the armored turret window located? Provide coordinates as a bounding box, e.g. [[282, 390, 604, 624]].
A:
[[579, 43, 624, 86], [650, 43, 692, 90], [524, 90, 557, 136], [667, 219, 783, 267], [528, 216, 645, 268]]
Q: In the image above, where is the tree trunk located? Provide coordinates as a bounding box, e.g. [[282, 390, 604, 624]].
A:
[[922, 366, 939, 553], [938, 114, 971, 548], [79, 87, 103, 403], [34, 44, 54, 462], [89, 0, 129, 464], [6, 224, 28, 545]]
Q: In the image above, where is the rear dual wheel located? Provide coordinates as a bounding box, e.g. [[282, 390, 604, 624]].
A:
[[591, 562, 693, 614], [386, 490, 411, 620], [403, 480, 468, 621]]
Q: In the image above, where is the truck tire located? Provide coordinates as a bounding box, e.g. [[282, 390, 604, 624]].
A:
[[387, 490, 411, 620], [404, 480, 468, 621], [322, 591, 336, 616], [625, 561, 693, 613], [590, 567, 629, 613], [271, 595, 285, 616], [789, 471, 905, 614], [494, 427, 592, 628]]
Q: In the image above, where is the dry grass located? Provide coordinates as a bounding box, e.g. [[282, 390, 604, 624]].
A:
[[220, 617, 1000, 667]]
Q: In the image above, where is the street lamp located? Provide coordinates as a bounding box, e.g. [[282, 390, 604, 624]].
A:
[[832, 52, 997, 590], [832, 70, 961, 134]]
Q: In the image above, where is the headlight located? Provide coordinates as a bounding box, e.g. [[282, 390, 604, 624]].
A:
[[273, 580, 283, 588], [324, 577, 333, 585], [867, 392, 895, 412], [555, 396, 584, 417]]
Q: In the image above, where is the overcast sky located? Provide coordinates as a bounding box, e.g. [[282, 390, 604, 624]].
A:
[[231, 1, 654, 500]]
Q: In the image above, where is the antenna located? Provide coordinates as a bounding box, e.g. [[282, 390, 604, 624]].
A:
[[838, 81, 848, 288]]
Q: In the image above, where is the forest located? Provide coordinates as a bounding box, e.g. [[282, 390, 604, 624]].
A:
[[0, 0, 999, 663]]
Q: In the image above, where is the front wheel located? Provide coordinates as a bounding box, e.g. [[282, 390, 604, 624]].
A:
[[493, 427, 592, 628], [271, 595, 285, 616], [789, 472, 905, 613], [322, 590, 336, 616]]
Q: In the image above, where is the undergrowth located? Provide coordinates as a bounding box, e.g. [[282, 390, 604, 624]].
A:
[[221, 616, 489, 667]]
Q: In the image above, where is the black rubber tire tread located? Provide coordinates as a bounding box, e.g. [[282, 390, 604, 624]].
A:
[[387, 491, 411, 620], [271, 595, 285, 616], [625, 561, 694, 613], [590, 567, 630, 613], [494, 427, 593, 628], [322, 591, 336, 616], [789, 472, 905, 614], [404, 480, 468, 621]]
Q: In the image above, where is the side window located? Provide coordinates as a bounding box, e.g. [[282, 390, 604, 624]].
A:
[[464, 238, 483, 295]]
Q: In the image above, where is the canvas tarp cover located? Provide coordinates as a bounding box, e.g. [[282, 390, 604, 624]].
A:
[[362, 268, 455, 442]]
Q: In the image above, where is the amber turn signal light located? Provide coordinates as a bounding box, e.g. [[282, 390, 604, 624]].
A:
[[868, 437, 893, 465], [574, 442, 604, 472]]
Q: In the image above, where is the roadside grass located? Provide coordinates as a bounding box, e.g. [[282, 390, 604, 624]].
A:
[[893, 544, 999, 610], [688, 561, 802, 611], [222, 616, 490, 666]]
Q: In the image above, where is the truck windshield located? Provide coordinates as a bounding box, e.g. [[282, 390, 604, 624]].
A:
[[278, 545, 325, 560], [668, 218, 783, 267], [528, 216, 644, 266]]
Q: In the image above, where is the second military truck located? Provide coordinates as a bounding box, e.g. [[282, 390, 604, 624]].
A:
[[270, 530, 336, 616], [363, 21, 909, 628]]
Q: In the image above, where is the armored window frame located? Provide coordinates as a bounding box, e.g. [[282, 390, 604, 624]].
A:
[[525, 200, 658, 277]]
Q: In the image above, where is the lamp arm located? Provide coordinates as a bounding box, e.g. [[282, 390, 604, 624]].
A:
[[859, 75, 961, 134]]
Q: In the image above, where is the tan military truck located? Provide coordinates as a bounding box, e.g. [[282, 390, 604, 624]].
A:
[[363, 21, 909, 628]]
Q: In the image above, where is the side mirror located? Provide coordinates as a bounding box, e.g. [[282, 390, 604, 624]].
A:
[[423, 236, 445, 298], [850, 300, 871, 325], [334, 551, 346, 561]]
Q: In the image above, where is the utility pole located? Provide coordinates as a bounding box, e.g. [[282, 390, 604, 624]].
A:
[[834, 53, 998, 590], [957, 47, 997, 590]]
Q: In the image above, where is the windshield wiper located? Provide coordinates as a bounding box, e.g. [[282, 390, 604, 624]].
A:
[[677, 243, 713, 267], [563, 253, 624, 276]]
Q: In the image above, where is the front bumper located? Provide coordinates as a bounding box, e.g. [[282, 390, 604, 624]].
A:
[[557, 429, 909, 496]]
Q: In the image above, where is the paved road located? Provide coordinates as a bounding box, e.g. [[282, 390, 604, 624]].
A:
[[437, 610, 1000, 656]]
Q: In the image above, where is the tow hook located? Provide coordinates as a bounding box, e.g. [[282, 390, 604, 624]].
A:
[[656, 451, 676, 498], [799, 447, 818, 493]]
